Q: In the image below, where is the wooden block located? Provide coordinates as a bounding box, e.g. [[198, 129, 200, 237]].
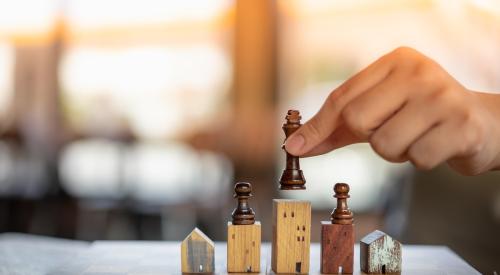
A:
[[271, 199, 311, 274], [227, 221, 261, 273], [181, 228, 215, 273], [360, 230, 402, 274], [320, 222, 354, 274]]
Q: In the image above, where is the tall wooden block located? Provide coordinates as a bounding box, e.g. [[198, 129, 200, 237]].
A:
[[360, 230, 402, 274], [181, 228, 215, 273], [227, 221, 261, 273], [320, 222, 354, 274], [271, 199, 311, 274]]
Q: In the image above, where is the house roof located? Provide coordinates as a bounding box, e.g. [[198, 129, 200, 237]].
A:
[[360, 230, 390, 245], [182, 228, 214, 247]]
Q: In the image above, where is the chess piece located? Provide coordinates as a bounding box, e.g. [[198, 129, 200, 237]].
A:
[[231, 182, 255, 225], [271, 199, 311, 274], [279, 110, 306, 190], [360, 230, 402, 274], [320, 183, 354, 274], [227, 182, 261, 272], [331, 183, 354, 224], [181, 228, 215, 273]]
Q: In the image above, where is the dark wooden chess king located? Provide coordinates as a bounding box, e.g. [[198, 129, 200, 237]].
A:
[[231, 182, 256, 225], [279, 110, 306, 190]]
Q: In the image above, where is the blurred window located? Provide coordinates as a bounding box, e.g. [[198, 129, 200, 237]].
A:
[[0, 42, 13, 119], [61, 0, 234, 140], [0, 0, 59, 36], [277, 0, 500, 211]]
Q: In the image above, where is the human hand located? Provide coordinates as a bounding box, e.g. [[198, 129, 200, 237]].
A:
[[285, 47, 500, 175]]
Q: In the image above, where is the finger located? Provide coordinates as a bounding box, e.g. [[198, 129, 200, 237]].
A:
[[285, 52, 395, 156], [301, 124, 363, 157], [370, 97, 443, 162], [341, 71, 411, 139], [407, 120, 466, 170]]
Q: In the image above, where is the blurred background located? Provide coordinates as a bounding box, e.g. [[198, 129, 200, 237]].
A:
[[0, 0, 499, 272]]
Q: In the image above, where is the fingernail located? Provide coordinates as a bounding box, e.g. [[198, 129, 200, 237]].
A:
[[285, 134, 305, 154]]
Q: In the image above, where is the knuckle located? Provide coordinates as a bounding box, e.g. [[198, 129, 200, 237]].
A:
[[342, 103, 369, 136], [461, 114, 485, 155], [424, 84, 460, 108], [325, 90, 341, 111], [448, 158, 484, 176], [412, 61, 437, 87], [391, 46, 417, 59], [390, 47, 420, 67], [412, 157, 434, 170], [370, 132, 399, 161], [408, 146, 434, 170], [411, 63, 451, 97], [427, 87, 451, 103]]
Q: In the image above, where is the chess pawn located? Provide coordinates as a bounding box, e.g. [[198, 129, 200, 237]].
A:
[[232, 182, 255, 225], [279, 110, 306, 190], [331, 183, 354, 225], [227, 182, 261, 272], [321, 183, 354, 274]]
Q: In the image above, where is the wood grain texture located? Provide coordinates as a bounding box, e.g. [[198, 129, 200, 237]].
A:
[[320, 222, 354, 274], [181, 228, 215, 273], [360, 230, 402, 274], [227, 222, 261, 272], [271, 199, 311, 274]]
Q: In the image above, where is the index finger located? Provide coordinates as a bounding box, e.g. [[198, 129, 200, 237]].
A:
[[285, 52, 395, 156]]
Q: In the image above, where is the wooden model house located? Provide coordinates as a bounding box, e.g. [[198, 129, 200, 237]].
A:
[[360, 230, 402, 274], [181, 228, 215, 273]]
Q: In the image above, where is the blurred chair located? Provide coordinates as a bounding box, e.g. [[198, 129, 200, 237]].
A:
[[0, 141, 52, 199]]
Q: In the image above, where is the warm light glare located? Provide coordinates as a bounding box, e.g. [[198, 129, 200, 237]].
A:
[[470, 0, 500, 14], [66, 0, 232, 31], [0, 0, 60, 35]]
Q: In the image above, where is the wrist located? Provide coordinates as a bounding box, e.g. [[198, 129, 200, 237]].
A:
[[476, 92, 500, 171]]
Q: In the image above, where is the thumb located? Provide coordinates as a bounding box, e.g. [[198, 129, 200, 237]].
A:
[[301, 124, 364, 157], [285, 97, 342, 156]]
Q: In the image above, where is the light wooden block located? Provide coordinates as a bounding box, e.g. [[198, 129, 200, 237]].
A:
[[271, 199, 311, 274], [321, 222, 354, 274], [181, 228, 215, 273], [227, 221, 261, 273]]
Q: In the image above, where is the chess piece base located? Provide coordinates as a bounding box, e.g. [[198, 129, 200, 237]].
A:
[[279, 169, 306, 190]]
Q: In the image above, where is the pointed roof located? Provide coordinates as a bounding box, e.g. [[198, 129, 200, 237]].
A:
[[360, 230, 394, 245], [182, 228, 214, 247]]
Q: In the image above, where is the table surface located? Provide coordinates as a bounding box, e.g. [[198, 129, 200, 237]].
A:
[[48, 241, 480, 275]]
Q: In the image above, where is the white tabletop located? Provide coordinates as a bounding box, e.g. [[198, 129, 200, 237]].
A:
[[48, 241, 480, 274]]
